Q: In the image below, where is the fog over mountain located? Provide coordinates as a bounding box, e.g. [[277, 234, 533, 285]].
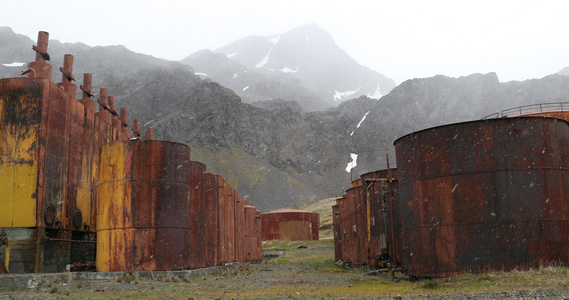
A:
[[2, 26, 569, 211], [180, 24, 396, 111]]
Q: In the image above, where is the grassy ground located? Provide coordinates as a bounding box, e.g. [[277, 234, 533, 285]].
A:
[[301, 197, 337, 239], [2, 239, 569, 299]]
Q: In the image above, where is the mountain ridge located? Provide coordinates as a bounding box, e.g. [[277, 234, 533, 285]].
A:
[[180, 24, 396, 111], [2, 26, 569, 212]]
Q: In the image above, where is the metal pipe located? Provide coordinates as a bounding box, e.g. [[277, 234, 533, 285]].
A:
[[60, 54, 75, 83], [98, 88, 109, 111], [43, 237, 97, 244], [120, 108, 129, 126], [386, 153, 397, 278], [145, 128, 153, 140], [80, 73, 94, 99], [33, 31, 50, 62], [21, 68, 36, 78], [108, 96, 118, 116], [132, 119, 142, 138]]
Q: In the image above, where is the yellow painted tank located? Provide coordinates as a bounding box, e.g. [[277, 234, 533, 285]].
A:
[[96, 140, 192, 272]]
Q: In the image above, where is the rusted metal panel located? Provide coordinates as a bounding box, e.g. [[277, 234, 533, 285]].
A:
[[76, 107, 96, 232], [520, 112, 569, 123], [335, 196, 347, 262], [394, 117, 569, 277], [345, 186, 366, 265], [332, 204, 342, 261], [0, 78, 42, 228], [261, 209, 319, 242], [234, 193, 245, 263], [243, 205, 258, 262], [255, 209, 262, 261], [359, 169, 402, 269], [203, 173, 219, 267], [216, 175, 236, 264], [97, 140, 192, 272], [189, 161, 206, 269]]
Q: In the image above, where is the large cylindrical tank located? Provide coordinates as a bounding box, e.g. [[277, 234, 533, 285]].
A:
[[394, 117, 569, 277], [96, 140, 192, 272], [261, 209, 319, 242]]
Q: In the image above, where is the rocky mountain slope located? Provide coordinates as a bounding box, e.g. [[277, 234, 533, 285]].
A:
[[180, 24, 396, 111], [2, 26, 569, 212]]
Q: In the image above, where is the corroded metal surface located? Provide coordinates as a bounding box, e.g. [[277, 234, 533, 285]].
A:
[[217, 175, 236, 264], [234, 194, 245, 263], [189, 161, 206, 269], [0, 30, 263, 274], [203, 173, 219, 267], [360, 169, 402, 269], [343, 186, 366, 265], [261, 209, 319, 242], [97, 140, 192, 272], [394, 117, 569, 277], [332, 204, 342, 261], [244, 204, 260, 262]]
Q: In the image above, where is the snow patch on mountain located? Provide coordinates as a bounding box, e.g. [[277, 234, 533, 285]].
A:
[[350, 111, 370, 136], [2, 62, 25, 67], [333, 87, 361, 101], [279, 67, 299, 73], [256, 49, 273, 68], [346, 153, 358, 172], [367, 81, 384, 99], [231, 73, 237, 79], [269, 36, 280, 45], [226, 53, 238, 58], [243, 86, 250, 91], [195, 72, 208, 77]]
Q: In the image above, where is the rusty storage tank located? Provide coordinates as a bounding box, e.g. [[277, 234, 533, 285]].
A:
[[0, 32, 97, 272], [189, 161, 206, 269], [332, 204, 342, 261], [261, 209, 319, 242], [394, 117, 569, 278], [97, 140, 192, 272], [217, 175, 236, 264], [360, 169, 402, 269]]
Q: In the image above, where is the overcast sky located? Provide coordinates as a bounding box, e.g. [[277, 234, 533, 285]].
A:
[[2, 0, 568, 84]]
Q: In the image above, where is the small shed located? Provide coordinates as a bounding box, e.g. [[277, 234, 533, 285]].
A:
[[261, 209, 319, 241]]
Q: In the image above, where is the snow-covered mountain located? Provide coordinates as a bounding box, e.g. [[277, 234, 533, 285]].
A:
[[180, 24, 396, 111]]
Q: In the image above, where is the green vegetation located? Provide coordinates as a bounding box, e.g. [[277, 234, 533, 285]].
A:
[[301, 197, 337, 239]]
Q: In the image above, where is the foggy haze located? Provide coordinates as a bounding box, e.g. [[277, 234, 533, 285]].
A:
[[2, 0, 569, 84]]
